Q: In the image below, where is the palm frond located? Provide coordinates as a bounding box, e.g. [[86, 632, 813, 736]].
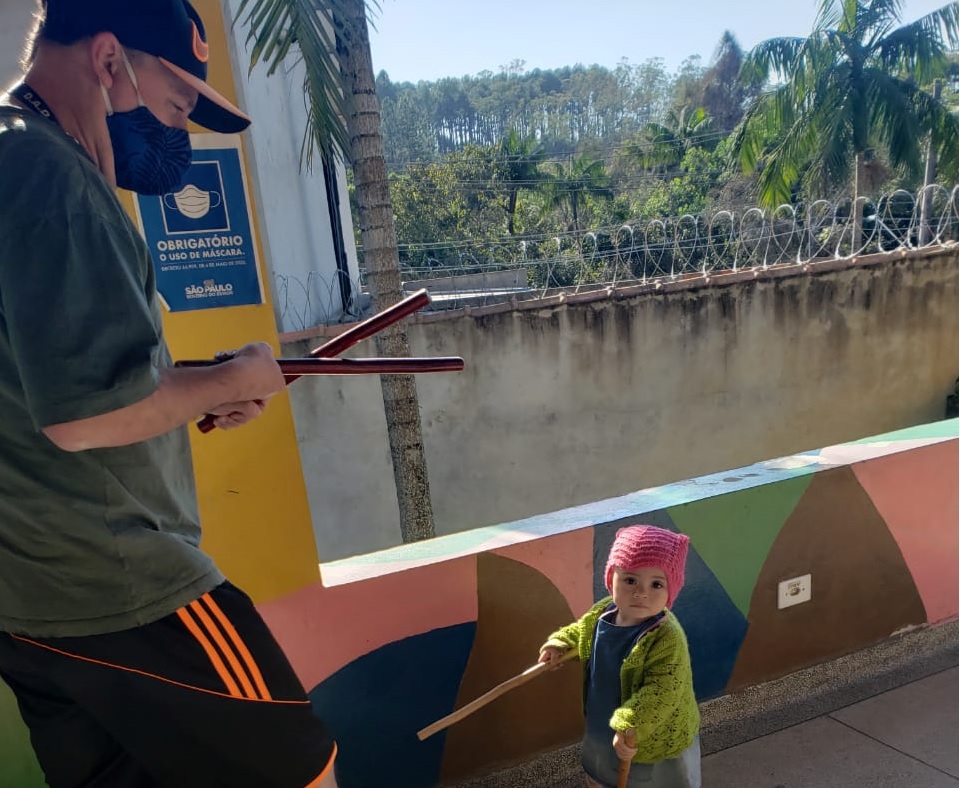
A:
[[236, 0, 378, 162], [731, 83, 794, 178], [814, 0, 844, 33], [728, 101, 762, 175], [932, 107, 959, 181], [876, 4, 958, 82], [910, 81, 960, 178], [751, 88, 815, 206], [684, 106, 703, 128], [740, 37, 806, 84], [838, 0, 859, 34], [635, 123, 682, 168], [858, 0, 904, 46], [802, 92, 853, 195], [865, 67, 923, 174]]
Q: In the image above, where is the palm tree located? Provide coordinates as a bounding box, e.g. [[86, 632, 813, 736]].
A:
[[545, 154, 613, 234], [628, 105, 715, 173], [497, 129, 547, 235], [237, 0, 435, 543], [733, 0, 959, 213]]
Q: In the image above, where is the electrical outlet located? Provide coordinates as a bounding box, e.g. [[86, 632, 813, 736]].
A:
[[778, 574, 812, 609]]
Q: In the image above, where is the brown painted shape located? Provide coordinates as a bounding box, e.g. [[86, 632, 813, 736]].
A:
[[727, 466, 927, 691], [439, 552, 584, 783]]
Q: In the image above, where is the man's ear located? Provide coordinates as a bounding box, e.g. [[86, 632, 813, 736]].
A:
[[89, 32, 123, 89]]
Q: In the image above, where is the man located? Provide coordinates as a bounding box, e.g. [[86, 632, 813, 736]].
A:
[[0, 1, 337, 785]]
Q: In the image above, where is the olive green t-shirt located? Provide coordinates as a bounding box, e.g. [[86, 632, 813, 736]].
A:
[[0, 105, 223, 637]]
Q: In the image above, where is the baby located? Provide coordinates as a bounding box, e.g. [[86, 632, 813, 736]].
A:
[[538, 525, 701, 787]]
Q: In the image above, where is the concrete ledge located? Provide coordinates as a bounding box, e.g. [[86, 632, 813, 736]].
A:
[[449, 742, 583, 788], [448, 620, 959, 787]]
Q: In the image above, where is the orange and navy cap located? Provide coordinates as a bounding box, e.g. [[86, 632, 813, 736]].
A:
[[42, 0, 251, 133]]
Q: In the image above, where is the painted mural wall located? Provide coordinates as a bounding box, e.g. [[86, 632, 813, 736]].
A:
[[2, 421, 955, 786], [286, 248, 959, 561]]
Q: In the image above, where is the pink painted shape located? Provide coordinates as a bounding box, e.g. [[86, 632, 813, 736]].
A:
[[852, 440, 959, 624], [257, 556, 478, 691], [493, 527, 595, 618]]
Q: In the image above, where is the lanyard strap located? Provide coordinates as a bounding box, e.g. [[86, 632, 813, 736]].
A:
[[9, 83, 62, 128]]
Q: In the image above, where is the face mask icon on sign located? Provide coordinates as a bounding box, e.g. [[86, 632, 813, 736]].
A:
[[164, 184, 222, 220]]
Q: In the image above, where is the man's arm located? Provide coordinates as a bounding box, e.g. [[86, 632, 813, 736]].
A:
[[42, 342, 285, 451]]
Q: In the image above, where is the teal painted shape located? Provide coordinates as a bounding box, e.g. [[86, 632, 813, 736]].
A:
[[668, 475, 813, 617], [0, 680, 45, 787], [593, 512, 748, 701], [847, 418, 958, 443]]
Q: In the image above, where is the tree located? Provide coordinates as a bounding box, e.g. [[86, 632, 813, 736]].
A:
[[545, 154, 613, 233], [388, 145, 505, 262], [237, 0, 436, 543], [698, 31, 763, 133], [496, 129, 547, 235], [377, 73, 436, 166], [640, 141, 732, 220], [668, 56, 706, 117], [733, 0, 959, 211], [627, 105, 715, 173]]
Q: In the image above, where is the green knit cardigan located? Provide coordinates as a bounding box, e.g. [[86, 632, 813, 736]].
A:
[[543, 597, 700, 763]]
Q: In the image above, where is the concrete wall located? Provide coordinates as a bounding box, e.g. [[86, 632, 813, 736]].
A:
[[0, 0, 34, 90], [286, 248, 959, 560], [4, 421, 955, 786], [404, 268, 528, 292]]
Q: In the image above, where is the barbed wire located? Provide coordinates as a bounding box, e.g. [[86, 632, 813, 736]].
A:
[[273, 184, 959, 330]]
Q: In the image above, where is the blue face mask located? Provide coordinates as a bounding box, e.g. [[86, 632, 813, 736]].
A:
[[100, 51, 192, 195]]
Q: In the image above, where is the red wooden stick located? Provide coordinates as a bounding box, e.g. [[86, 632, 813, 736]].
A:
[[194, 289, 433, 433], [176, 357, 465, 375], [299, 289, 432, 370]]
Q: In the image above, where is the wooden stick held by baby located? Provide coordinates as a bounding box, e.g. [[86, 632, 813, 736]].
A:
[[417, 648, 578, 740]]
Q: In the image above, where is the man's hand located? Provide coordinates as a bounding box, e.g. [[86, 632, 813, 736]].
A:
[[221, 342, 286, 402], [205, 399, 267, 430], [204, 342, 285, 430]]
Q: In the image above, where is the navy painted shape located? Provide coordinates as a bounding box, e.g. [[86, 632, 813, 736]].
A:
[[672, 544, 748, 699], [309, 623, 476, 788]]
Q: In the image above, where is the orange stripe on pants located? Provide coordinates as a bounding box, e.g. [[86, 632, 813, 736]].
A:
[[175, 607, 243, 699], [302, 743, 338, 788], [188, 600, 259, 700], [200, 593, 272, 701]]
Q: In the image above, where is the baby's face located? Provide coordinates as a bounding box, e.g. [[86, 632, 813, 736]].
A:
[[612, 566, 668, 625]]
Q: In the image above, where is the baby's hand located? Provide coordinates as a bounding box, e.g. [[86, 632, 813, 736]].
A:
[[613, 730, 637, 760], [538, 645, 566, 668]]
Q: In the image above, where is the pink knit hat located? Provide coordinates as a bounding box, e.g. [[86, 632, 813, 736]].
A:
[[604, 525, 690, 608]]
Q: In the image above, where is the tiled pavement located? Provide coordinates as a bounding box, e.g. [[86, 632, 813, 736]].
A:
[[700, 668, 958, 788]]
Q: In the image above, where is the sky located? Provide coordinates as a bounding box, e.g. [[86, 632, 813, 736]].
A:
[[367, 0, 954, 83]]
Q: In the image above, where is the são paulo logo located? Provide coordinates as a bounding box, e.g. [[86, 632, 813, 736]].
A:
[[185, 279, 235, 299]]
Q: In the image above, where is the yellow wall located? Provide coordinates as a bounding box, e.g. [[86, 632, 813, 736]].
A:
[[123, 0, 320, 599]]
